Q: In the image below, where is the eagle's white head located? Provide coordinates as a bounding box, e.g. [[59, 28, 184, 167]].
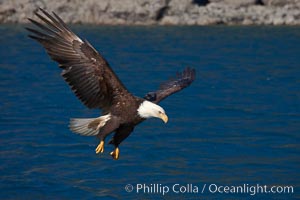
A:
[[137, 100, 168, 123]]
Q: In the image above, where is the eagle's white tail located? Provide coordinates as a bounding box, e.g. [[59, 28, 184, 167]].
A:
[[69, 114, 111, 136]]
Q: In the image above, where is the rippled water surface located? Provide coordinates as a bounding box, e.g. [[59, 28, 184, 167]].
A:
[[0, 25, 299, 199]]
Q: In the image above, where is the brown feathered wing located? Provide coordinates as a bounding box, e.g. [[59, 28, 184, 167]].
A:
[[144, 67, 196, 104], [27, 8, 128, 110]]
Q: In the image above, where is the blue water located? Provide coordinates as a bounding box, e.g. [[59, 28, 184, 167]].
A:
[[0, 25, 299, 199]]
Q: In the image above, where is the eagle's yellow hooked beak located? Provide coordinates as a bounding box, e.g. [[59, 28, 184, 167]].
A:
[[159, 113, 168, 123]]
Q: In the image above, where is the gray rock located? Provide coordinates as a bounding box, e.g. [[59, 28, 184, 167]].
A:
[[209, 0, 259, 7], [262, 0, 299, 6], [0, 0, 299, 25]]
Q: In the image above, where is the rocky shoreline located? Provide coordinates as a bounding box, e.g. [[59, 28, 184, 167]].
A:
[[1, 0, 300, 25]]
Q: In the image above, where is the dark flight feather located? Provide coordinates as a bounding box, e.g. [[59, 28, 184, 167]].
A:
[[27, 8, 129, 110], [144, 67, 196, 104]]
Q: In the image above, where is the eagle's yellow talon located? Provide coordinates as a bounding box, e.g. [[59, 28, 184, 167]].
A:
[[95, 141, 104, 154], [110, 147, 120, 160]]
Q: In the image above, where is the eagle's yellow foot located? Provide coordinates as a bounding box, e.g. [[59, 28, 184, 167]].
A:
[[110, 147, 120, 160], [95, 140, 104, 154]]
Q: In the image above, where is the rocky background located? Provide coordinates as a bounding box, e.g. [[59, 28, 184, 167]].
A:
[[1, 0, 300, 25]]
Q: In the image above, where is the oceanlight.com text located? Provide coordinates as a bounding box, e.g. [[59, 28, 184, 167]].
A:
[[124, 183, 294, 196]]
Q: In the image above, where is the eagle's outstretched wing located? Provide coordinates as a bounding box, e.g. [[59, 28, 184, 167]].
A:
[[144, 67, 196, 104], [27, 8, 128, 110]]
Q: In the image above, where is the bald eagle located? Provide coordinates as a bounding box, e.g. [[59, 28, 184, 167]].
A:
[[27, 8, 195, 160]]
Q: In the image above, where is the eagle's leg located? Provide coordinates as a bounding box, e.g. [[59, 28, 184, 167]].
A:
[[95, 117, 120, 154], [110, 147, 120, 160], [95, 140, 105, 154], [108, 125, 133, 160]]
